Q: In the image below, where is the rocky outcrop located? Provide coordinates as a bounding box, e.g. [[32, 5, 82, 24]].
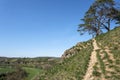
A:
[[61, 41, 92, 59]]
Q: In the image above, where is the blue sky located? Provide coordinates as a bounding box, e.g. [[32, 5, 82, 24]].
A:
[[0, 0, 94, 57]]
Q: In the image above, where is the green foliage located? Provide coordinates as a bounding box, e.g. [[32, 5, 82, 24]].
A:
[[0, 66, 28, 80], [78, 0, 119, 36], [0, 57, 59, 80]]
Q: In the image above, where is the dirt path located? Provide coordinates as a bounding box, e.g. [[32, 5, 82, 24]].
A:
[[83, 39, 99, 80]]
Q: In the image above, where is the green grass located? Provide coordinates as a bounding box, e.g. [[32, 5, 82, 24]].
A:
[[96, 27, 120, 80], [0, 67, 14, 74], [23, 67, 42, 80], [96, 50, 106, 75]]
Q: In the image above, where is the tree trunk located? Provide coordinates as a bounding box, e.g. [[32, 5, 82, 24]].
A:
[[96, 20, 101, 36], [107, 19, 110, 31]]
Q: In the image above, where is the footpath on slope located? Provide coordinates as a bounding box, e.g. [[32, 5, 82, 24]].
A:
[[83, 39, 99, 80]]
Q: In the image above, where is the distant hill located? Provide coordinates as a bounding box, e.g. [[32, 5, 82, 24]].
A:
[[40, 27, 120, 80], [0, 57, 60, 69]]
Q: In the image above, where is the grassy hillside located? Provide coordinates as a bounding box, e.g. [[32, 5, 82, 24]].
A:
[[40, 40, 93, 80], [95, 27, 120, 80], [39, 27, 120, 80]]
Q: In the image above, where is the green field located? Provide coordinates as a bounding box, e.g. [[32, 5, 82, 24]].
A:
[[23, 67, 43, 80], [0, 67, 14, 74], [0, 66, 43, 80]]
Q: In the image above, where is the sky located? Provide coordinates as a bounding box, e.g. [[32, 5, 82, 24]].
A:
[[0, 0, 94, 57]]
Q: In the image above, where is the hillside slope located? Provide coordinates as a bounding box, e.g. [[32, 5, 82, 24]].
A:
[[40, 40, 93, 80], [95, 27, 120, 80], [40, 27, 120, 80]]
